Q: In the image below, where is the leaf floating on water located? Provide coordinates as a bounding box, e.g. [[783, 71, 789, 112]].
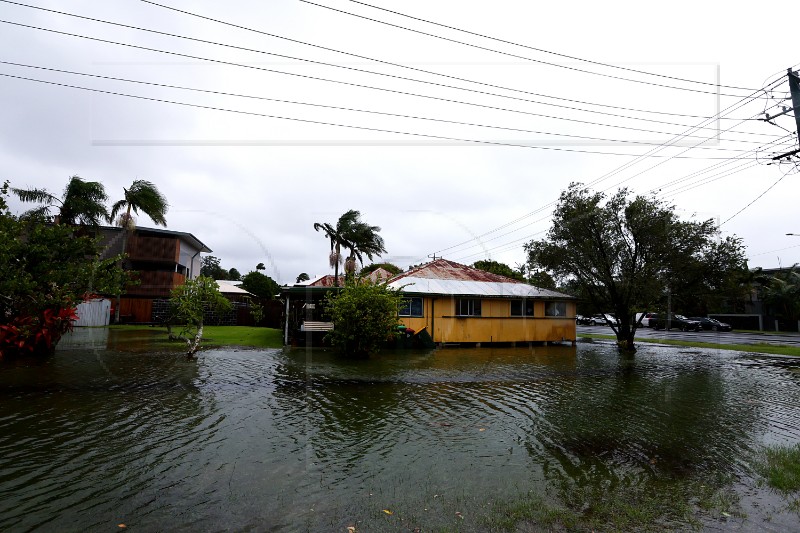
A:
[[382, 509, 393, 515], [347, 527, 356, 532], [455, 511, 464, 519], [118, 525, 126, 529], [722, 511, 731, 517], [479, 428, 486, 432]]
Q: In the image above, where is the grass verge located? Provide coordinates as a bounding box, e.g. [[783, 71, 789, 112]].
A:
[[109, 325, 283, 349], [754, 444, 800, 493], [578, 333, 800, 357], [484, 477, 741, 532]]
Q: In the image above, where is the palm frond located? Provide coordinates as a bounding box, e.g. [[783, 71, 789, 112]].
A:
[[12, 187, 58, 205]]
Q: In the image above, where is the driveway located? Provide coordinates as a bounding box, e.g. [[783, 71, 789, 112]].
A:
[[577, 324, 800, 347]]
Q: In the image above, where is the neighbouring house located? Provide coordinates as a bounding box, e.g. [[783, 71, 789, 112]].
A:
[[97, 226, 211, 323], [387, 259, 576, 345], [712, 266, 800, 332], [280, 259, 577, 347]]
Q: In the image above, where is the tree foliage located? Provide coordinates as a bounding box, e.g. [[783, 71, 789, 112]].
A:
[[169, 275, 232, 357], [757, 266, 800, 324], [12, 175, 109, 226], [0, 181, 128, 357], [313, 210, 387, 286], [240, 271, 280, 299], [361, 262, 403, 276], [472, 260, 525, 281], [200, 255, 227, 279], [325, 278, 403, 357], [109, 179, 168, 227], [296, 272, 310, 283], [525, 184, 748, 351]]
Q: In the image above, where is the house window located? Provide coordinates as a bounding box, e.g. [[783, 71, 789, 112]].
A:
[[545, 301, 567, 316], [510, 299, 534, 316], [456, 298, 481, 316], [398, 297, 424, 317]]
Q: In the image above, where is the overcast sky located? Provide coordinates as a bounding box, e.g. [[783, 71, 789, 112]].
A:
[[2, 0, 799, 284]]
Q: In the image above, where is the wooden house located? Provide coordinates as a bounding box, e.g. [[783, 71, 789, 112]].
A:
[[387, 259, 576, 345], [281, 259, 576, 347], [97, 226, 211, 323]]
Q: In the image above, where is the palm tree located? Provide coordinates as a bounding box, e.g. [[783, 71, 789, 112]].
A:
[[12, 175, 108, 226], [108, 180, 169, 323], [313, 210, 386, 287], [109, 180, 168, 229]]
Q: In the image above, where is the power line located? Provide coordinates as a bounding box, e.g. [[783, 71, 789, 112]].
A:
[[0, 61, 760, 152], [346, 0, 762, 93], [432, 76, 785, 257], [3, 19, 772, 144], [134, 0, 761, 121], [1, 71, 754, 159], [721, 171, 788, 225], [301, 0, 757, 98]]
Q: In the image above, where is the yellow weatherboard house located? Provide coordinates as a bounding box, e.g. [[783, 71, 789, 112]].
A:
[[387, 259, 576, 345]]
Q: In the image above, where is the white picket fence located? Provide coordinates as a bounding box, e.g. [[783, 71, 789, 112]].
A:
[[74, 299, 111, 327]]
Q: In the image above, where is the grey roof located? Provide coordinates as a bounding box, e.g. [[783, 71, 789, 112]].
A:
[[388, 276, 573, 299], [216, 280, 253, 295]]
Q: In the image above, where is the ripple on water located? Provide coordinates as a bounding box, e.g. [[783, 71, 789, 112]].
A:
[[1, 343, 800, 531]]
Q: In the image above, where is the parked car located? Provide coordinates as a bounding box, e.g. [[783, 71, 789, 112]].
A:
[[689, 317, 733, 332], [635, 312, 656, 327], [575, 314, 591, 325], [649, 313, 702, 331], [589, 313, 619, 326]]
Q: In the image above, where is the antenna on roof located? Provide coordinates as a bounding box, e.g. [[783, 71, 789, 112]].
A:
[[428, 253, 439, 260]]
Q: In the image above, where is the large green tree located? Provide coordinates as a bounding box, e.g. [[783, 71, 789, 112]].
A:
[[525, 183, 747, 351], [313, 210, 387, 286], [240, 270, 280, 299], [12, 175, 108, 226], [0, 181, 127, 357], [201, 255, 229, 279], [108, 180, 169, 323]]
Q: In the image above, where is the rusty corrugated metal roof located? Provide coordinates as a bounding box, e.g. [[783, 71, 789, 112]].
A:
[[388, 259, 573, 299], [391, 259, 521, 283]]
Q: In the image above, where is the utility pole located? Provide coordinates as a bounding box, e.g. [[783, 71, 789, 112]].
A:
[[771, 68, 800, 161]]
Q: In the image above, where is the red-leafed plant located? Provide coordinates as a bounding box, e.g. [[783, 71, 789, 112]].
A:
[[0, 307, 79, 358]]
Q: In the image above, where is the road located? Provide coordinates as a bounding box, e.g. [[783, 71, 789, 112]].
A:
[[577, 324, 800, 347]]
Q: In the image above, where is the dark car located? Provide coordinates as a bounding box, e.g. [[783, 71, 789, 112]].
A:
[[689, 317, 733, 332], [649, 313, 702, 332], [576, 315, 591, 325]]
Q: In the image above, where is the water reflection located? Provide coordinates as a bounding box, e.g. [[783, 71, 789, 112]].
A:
[[1, 339, 799, 531]]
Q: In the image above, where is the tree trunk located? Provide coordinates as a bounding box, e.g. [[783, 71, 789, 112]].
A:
[[114, 205, 133, 324], [616, 324, 637, 353], [186, 321, 203, 358], [113, 228, 130, 324], [333, 241, 341, 287]]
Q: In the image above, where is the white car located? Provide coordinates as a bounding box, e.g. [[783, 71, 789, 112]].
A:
[[589, 313, 619, 326]]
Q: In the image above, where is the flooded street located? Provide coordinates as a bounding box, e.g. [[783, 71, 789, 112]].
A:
[[1, 329, 799, 531]]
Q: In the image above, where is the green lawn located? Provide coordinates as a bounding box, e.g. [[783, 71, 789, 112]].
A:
[[109, 325, 284, 349], [578, 333, 800, 357]]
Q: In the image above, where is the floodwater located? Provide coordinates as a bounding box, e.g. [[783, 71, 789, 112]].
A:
[[1, 329, 800, 532]]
